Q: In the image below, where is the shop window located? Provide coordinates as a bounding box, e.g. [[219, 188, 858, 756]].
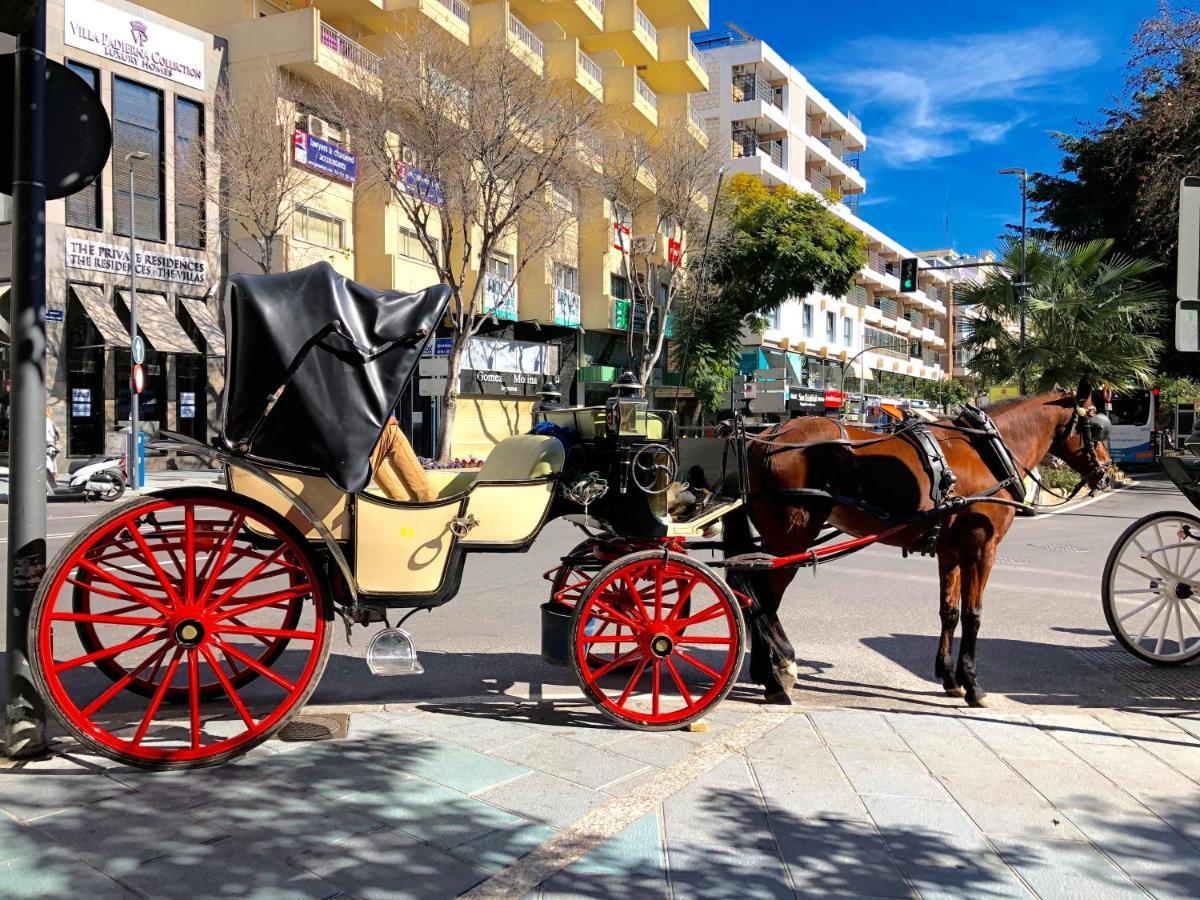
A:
[[66, 61, 102, 231], [174, 97, 205, 248], [113, 76, 165, 240], [293, 206, 345, 249], [65, 292, 106, 457]]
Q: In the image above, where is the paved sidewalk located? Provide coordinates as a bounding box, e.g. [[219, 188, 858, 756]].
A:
[[2, 697, 1199, 899]]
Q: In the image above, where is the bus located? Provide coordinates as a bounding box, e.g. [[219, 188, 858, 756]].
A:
[[1105, 388, 1158, 465]]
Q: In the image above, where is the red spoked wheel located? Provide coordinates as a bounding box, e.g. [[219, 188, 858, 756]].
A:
[[30, 488, 331, 769], [569, 550, 744, 730]]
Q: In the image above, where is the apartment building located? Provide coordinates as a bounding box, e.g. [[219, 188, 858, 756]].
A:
[[916, 249, 996, 381], [696, 32, 951, 408], [140, 0, 711, 457], [0, 0, 225, 461]]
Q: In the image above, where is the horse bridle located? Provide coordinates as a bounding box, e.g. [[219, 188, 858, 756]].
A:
[[1050, 405, 1113, 494]]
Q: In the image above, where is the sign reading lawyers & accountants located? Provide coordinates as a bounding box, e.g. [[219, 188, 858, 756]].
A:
[[64, 0, 205, 91]]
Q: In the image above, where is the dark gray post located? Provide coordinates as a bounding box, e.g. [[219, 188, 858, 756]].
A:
[[1018, 172, 1028, 396], [5, 0, 49, 759]]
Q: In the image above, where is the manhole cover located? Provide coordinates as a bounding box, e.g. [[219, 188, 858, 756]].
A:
[[1065, 647, 1200, 701], [1026, 543, 1090, 553], [995, 556, 1028, 566], [277, 713, 350, 742]]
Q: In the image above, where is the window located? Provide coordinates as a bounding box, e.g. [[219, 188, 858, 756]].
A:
[[802, 304, 813, 338], [553, 263, 579, 293], [66, 62, 102, 230], [113, 76, 164, 240], [764, 306, 781, 330], [398, 225, 436, 263], [486, 252, 514, 283], [293, 206, 344, 248], [174, 97, 205, 248], [843, 317, 852, 345], [825, 311, 836, 342], [0, 193, 11, 225]]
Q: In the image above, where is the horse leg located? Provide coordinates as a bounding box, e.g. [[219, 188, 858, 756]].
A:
[[955, 543, 997, 708], [748, 569, 800, 704], [935, 555, 963, 696]]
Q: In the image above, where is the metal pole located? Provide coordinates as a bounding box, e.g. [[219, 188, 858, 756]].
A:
[[1018, 173, 1028, 396], [127, 156, 142, 488], [5, 0, 49, 759]]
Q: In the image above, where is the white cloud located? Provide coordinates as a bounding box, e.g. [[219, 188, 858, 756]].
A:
[[857, 194, 894, 208], [808, 27, 1099, 167]]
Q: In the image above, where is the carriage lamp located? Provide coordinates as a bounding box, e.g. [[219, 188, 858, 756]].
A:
[[605, 371, 650, 442]]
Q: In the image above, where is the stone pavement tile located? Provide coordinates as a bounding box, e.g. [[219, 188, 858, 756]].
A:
[[120, 842, 341, 900], [0, 815, 59, 865], [1065, 809, 1200, 897], [0, 845, 136, 899], [292, 827, 490, 899], [492, 733, 649, 790], [991, 837, 1144, 900], [1172, 716, 1200, 740], [772, 814, 910, 898], [477, 772, 605, 829], [386, 738, 531, 795], [881, 833, 1029, 900], [962, 717, 1078, 762], [1091, 709, 1197, 738], [664, 755, 774, 851], [668, 840, 794, 899], [746, 716, 824, 764], [564, 812, 664, 878], [601, 766, 663, 798], [31, 792, 229, 878], [0, 768, 132, 823], [1003, 756, 1145, 816], [398, 710, 542, 753], [808, 709, 908, 751], [340, 774, 526, 849], [539, 870, 669, 899], [1064, 743, 1197, 808], [603, 731, 696, 768], [829, 746, 950, 801], [751, 745, 871, 823], [446, 820, 556, 874], [938, 774, 1086, 841], [1028, 713, 1137, 747], [862, 795, 987, 841], [1132, 734, 1200, 783]]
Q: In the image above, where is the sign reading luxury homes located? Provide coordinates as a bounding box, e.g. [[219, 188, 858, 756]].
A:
[[64, 0, 205, 90], [293, 130, 357, 184], [66, 238, 207, 286]]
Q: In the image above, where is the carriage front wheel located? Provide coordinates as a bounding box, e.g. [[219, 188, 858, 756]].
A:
[[569, 550, 745, 730], [1102, 510, 1200, 666], [30, 488, 332, 768]]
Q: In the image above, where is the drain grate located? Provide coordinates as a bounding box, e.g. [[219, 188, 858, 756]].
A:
[[1065, 647, 1200, 701], [1026, 542, 1090, 553], [277, 713, 350, 742], [995, 556, 1028, 566]]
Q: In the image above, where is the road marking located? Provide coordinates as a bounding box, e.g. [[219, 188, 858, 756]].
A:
[[461, 708, 789, 899], [0, 532, 76, 544], [1023, 483, 1125, 521]]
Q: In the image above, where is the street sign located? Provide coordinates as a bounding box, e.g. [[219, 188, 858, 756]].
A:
[[45, 308, 63, 322], [131, 335, 145, 365], [419, 376, 448, 397], [132, 363, 145, 394], [421, 337, 454, 358], [418, 356, 449, 377]]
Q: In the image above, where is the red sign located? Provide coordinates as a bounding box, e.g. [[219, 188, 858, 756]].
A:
[[667, 238, 682, 266], [824, 389, 843, 408], [132, 364, 145, 394]]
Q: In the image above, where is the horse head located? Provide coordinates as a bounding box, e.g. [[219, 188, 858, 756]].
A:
[[1049, 377, 1113, 494]]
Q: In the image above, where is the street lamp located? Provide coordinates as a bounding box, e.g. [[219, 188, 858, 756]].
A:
[[838, 345, 894, 418], [125, 150, 148, 488], [998, 167, 1028, 395]]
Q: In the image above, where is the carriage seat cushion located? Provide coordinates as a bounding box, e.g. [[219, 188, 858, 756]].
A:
[[477, 435, 564, 482]]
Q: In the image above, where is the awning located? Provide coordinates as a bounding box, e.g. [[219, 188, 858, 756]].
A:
[[116, 291, 199, 354], [179, 297, 227, 358], [71, 283, 131, 348]]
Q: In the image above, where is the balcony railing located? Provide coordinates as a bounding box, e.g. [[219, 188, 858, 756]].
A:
[[585, 0, 604, 13], [688, 41, 702, 66], [907, 310, 925, 328], [875, 297, 899, 318], [844, 155, 861, 171], [508, 13, 544, 59], [847, 111, 861, 129], [810, 170, 831, 193], [319, 21, 381, 75], [759, 138, 783, 166], [635, 74, 657, 110], [689, 104, 705, 132], [578, 49, 604, 85], [634, 6, 657, 44], [848, 284, 867, 307], [841, 194, 860, 215], [868, 251, 896, 277], [732, 71, 772, 104], [820, 136, 846, 159], [926, 285, 943, 304], [433, 0, 471, 25], [732, 134, 783, 167], [922, 349, 941, 367]]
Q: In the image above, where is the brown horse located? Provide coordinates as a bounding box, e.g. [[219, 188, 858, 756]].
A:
[[724, 385, 1112, 708]]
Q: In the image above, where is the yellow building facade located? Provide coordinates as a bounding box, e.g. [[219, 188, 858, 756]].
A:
[[141, 0, 712, 458]]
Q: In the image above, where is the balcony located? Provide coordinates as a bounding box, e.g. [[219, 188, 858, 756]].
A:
[[392, 0, 471, 42], [638, 0, 706, 29], [847, 284, 867, 307], [509, 0, 604, 35], [688, 103, 707, 142], [603, 67, 657, 128], [433, 0, 470, 26], [582, 0, 658, 67], [809, 169, 832, 194], [641, 25, 707, 94], [732, 134, 783, 168], [875, 296, 899, 318], [732, 71, 774, 105], [546, 40, 605, 101], [225, 9, 382, 90], [507, 12, 545, 72], [635, 74, 657, 111]]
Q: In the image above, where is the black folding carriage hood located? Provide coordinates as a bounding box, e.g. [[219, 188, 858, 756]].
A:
[[221, 261, 451, 493]]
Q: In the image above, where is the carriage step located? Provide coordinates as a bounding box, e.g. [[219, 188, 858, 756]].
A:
[[367, 628, 424, 675]]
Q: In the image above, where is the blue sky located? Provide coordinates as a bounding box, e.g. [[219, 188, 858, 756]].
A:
[[707, 0, 1157, 255]]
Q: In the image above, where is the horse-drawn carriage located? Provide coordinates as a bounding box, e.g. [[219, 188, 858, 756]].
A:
[[28, 265, 754, 768]]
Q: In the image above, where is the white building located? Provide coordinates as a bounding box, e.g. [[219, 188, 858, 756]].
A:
[[916, 249, 996, 380], [695, 31, 950, 407]]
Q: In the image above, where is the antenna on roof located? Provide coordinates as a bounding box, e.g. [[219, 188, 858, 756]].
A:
[[727, 21, 756, 42]]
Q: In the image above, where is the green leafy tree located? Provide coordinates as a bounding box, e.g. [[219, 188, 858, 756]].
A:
[[676, 174, 865, 410], [960, 238, 1165, 392], [914, 377, 976, 413]]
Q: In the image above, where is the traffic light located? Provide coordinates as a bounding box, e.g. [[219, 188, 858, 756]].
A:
[[900, 258, 919, 293]]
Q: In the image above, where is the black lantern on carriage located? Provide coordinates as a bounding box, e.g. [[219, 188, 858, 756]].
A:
[[605, 371, 650, 443]]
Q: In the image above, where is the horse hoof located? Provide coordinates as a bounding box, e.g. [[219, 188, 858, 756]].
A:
[[965, 692, 989, 708], [943, 684, 966, 698], [764, 689, 794, 706], [776, 661, 798, 694]]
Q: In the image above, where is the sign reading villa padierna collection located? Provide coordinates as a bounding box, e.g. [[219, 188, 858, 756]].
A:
[[64, 0, 205, 90], [66, 238, 208, 286]]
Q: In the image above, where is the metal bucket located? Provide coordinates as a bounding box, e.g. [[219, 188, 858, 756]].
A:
[[540, 602, 572, 666]]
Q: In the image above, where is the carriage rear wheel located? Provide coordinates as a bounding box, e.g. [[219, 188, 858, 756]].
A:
[[1102, 510, 1200, 666], [569, 550, 744, 730], [30, 488, 331, 768]]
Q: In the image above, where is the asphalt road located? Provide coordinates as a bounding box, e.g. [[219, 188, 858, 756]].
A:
[[3, 475, 1198, 716]]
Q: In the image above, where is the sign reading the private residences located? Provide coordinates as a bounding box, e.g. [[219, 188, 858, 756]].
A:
[[64, 0, 205, 91], [66, 237, 208, 286], [293, 130, 357, 184]]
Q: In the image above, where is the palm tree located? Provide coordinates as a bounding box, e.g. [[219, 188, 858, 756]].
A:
[[959, 238, 1165, 392]]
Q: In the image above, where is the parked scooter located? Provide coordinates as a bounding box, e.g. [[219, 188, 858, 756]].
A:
[[46, 446, 127, 501]]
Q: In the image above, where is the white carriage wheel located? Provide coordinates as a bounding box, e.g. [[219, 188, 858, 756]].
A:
[[1102, 510, 1200, 666]]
